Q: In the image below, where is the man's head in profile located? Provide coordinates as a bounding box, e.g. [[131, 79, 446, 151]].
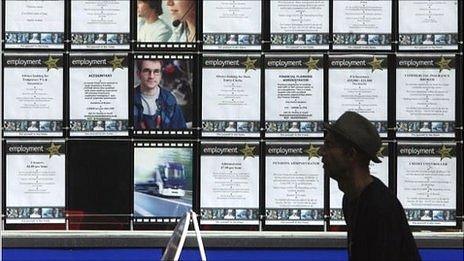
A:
[[321, 111, 381, 193]]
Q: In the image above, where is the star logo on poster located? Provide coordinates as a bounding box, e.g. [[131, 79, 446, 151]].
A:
[[108, 55, 124, 71], [436, 56, 451, 73], [304, 144, 320, 160], [368, 56, 383, 72], [44, 55, 59, 71], [240, 144, 256, 159], [305, 57, 319, 72], [376, 146, 386, 159], [438, 145, 452, 161], [46, 143, 62, 158], [242, 56, 257, 73]]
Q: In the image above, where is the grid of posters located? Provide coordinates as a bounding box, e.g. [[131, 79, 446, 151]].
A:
[[200, 142, 260, 225], [3, 54, 64, 137], [202, 54, 261, 137], [203, 0, 262, 50], [264, 55, 324, 138], [397, 143, 457, 226], [270, 0, 330, 50], [265, 142, 324, 226], [4, 0, 65, 49], [398, 0, 459, 50], [133, 142, 193, 224], [69, 53, 129, 136], [1, 0, 463, 233], [5, 140, 66, 224], [133, 54, 195, 136], [396, 55, 456, 138], [71, 0, 130, 49], [135, 0, 197, 48], [328, 55, 388, 137], [330, 143, 390, 225], [333, 0, 392, 50]]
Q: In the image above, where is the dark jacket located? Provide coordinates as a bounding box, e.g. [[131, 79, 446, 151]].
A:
[[343, 176, 421, 261], [133, 85, 186, 129]]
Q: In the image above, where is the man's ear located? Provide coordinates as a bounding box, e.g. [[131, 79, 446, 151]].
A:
[[345, 147, 358, 161]]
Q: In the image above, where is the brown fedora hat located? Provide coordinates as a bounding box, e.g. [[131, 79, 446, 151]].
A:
[[324, 111, 382, 163]]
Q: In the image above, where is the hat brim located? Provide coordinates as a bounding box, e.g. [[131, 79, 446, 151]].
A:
[[324, 122, 382, 163]]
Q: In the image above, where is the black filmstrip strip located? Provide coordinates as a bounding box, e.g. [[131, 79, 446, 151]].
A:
[[133, 141, 194, 148], [137, 42, 196, 49], [134, 130, 193, 136], [134, 217, 181, 224], [134, 54, 194, 60]]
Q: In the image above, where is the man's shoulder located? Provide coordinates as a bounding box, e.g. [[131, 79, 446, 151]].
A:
[[158, 87, 178, 105], [364, 178, 403, 215]]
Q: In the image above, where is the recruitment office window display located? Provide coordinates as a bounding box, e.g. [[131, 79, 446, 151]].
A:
[[4, 140, 66, 226], [398, 0, 459, 51], [396, 142, 459, 227], [135, 0, 198, 49], [264, 54, 324, 138], [264, 142, 324, 228], [3, 0, 65, 49], [132, 54, 196, 137], [202, 0, 262, 50], [328, 54, 389, 138], [201, 54, 261, 138], [2, 54, 64, 137], [395, 54, 458, 138], [200, 141, 260, 227], [329, 143, 390, 226], [133, 141, 194, 227], [69, 53, 129, 137], [70, 0, 131, 50], [269, 0, 330, 50], [332, 0, 392, 51]]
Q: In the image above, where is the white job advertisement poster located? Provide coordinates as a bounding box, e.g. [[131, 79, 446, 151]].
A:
[[203, 0, 262, 50], [333, 0, 392, 50], [69, 54, 129, 136], [4, 0, 65, 49], [265, 142, 324, 226], [397, 143, 457, 226], [330, 143, 389, 225], [270, 0, 330, 50], [398, 0, 458, 50], [5, 140, 66, 224], [3, 54, 64, 137], [202, 55, 261, 137], [265, 55, 324, 138], [396, 55, 456, 138], [200, 142, 260, 225], [71, 0, 130, 49], [328, 55, 388, 137]]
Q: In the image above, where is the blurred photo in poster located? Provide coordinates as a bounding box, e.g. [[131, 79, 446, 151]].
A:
[[133, 55, 195, 134], [134, 142, 193, 224]]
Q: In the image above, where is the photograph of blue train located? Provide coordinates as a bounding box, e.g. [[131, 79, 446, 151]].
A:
[[134, 146, 193, 219]]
